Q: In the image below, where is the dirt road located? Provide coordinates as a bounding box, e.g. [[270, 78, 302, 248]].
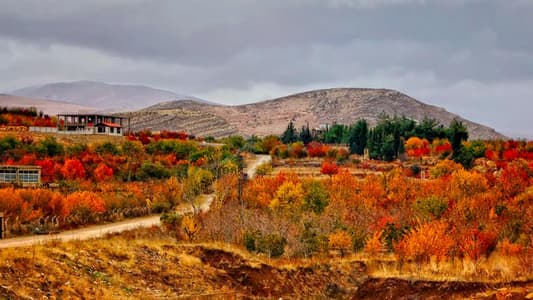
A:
[[0, 154, 270, 249], [244, 154, 271, 179]]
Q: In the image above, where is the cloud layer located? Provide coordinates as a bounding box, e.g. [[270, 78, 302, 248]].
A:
[[0, 0, 532, 137]]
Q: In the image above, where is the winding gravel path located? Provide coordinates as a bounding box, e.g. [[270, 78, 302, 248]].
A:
[[0, 154, 271, 249]]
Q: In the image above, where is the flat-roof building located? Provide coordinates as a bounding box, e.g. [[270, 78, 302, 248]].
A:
[[0, 165, 41, 187]]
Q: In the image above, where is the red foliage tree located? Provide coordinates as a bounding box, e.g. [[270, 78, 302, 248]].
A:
[[94, 163, 114, 182], [61, 158, 86, 180], [320, 160, 339, 177], [307, 142, 329, 158], [458, 228, 497, 260], [36, 158, 56, 182]]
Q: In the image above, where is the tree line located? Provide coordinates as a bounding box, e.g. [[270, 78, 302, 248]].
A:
[[280, 115, 472, 164]]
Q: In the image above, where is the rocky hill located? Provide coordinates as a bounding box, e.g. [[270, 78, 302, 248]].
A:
[[11, 80, 205, 112], [133, 88, 506, 140], [124, 107, 237, 137]]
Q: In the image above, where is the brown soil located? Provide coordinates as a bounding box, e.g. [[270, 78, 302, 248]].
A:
[[355, 278, 533, 300]]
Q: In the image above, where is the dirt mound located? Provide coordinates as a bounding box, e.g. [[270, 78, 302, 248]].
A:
[[355, 278, 533, 300], [195, 247, 367, 298]]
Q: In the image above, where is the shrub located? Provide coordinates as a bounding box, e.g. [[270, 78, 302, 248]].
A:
[[256, 233, 287, 258], [152, 201, 172, 213], [413, 195, 448, 219], [160, 212, 183, 231], [255, 161, 273, 176], [245, 231, 287, 258], [136, 162, 171, 180]]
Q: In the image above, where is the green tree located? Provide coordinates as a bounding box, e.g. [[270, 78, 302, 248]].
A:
[[35, 136, 64, 157], [299, 123, 313, 145], [447, 119, 469, 155], [281, 121, 298, 144], [348, 119, 368, 155], [303, 180, 330, 214]]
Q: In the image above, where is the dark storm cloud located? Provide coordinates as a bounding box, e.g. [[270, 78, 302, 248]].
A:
[[0, 0, 532, 137]]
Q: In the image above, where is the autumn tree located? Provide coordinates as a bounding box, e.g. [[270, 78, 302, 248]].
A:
[[394, 221, 454, 262], [404, 137, 430, 158], [320, 160, 339, 177], [61, 158, 86, 180], [93, 163, 114, 182], [182, 214, 201, 241], [364, 231, 385, 256], [270, 181, 305, 212], [328, 230, 352, 257]]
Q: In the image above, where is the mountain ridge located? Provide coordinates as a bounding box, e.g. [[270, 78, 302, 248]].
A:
[[11, 80, 210, 112], [131, 88, 507, 140]]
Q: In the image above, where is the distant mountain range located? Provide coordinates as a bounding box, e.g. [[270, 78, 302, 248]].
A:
[[11, 80, 207, 112], [3, 81, 508, 140], [0, 94, 96, 115]]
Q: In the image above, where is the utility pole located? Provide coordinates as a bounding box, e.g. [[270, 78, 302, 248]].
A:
[[0, 212, 4, 239]]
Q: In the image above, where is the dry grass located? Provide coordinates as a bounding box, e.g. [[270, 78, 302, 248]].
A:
[[0, 228, 531, 299], [336, 252, 532, 283]]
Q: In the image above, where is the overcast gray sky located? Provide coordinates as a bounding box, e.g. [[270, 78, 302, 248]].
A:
[[1, 0, 532, 137]]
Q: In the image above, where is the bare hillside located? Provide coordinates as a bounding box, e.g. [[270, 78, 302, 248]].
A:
[[136, 88, 506, 140], [0, 94, 96, 115]]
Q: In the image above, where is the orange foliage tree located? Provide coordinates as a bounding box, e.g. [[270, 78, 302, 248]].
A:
[[328, 230, 352, 257], [405, 137, 430, 158], [394, 221, 454, 262], [61, 191, 106, 217]]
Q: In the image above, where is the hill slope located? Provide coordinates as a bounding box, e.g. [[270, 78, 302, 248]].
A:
[[11, 80, 205, 112], [134, 88, 506, 140], [0, 94, 96, 115]]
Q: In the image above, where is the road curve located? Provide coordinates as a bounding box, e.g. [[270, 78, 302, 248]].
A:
[[0, 154, 271, 249], [244, 154, 271, 179]]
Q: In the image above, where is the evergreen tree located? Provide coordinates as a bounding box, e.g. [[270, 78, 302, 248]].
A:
[[281, 121, 298, 144], [348, 119, 368, 155], [299, 123, 313, 145], [447, 119, 469, 154]]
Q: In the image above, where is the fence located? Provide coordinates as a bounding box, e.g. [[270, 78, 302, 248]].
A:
[[28, 126, 58, 133]]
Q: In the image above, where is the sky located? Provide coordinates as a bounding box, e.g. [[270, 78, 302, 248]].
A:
[[0, 0, 532, 138]]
